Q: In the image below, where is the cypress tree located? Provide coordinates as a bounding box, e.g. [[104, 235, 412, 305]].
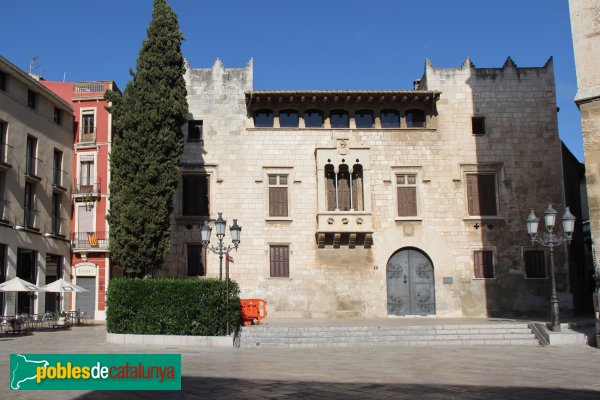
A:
[[105, 0, 187, 276]]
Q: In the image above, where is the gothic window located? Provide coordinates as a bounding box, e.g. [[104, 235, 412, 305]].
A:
[[325, 163, 364, 211], [330, 110, 349, 128], [406, 109, 426, 128], [279, 110, 299, 128], [355, 110, 374, 128], [254, 110, 274, 127], [380, 109, 400, 128], [304, 109, 323, 128]]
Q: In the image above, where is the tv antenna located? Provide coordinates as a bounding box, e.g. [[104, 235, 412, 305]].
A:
[[28, 54, 46, 76]]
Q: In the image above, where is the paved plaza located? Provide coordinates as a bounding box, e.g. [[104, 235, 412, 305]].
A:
[[1, 324, 600, 399]]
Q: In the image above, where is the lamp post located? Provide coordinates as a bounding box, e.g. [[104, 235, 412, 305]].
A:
[[526, 203, 576, 332], [201, 213, 241, 335]]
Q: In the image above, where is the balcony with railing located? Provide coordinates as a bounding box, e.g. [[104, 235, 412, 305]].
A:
[[52, 169, 69, 192], [25, 156, 42, 181], [72, 177, 101, 201], [0, 143, 13, 170], [23, 208, 38, 230], [71, 231, 109, 252], [78, 126, 97, 146]]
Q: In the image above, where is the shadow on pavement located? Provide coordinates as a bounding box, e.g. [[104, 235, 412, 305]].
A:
[[73, 377, 600, 400]]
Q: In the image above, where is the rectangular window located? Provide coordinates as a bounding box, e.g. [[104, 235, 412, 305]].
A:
[[187, 245, 206, 276], [182, 175, 209, 216], [27, 90, 36, 109], [474, 250, 494, 278], [0, 121, 6, 164], [53, 149, 63, 186], [24, 182, 35, 228], [525, 250, 546, 278], [397, 174, 417, 216], [466, 173, 497, 216], [270, 245, 289, 277], [0, 71, 6, 91], [0, 172, 7, 221], [81, 112, 95, 135], [26, 136, 37, 177], [79, 160, 94, 193], [52, 193, 61, 235], [268, 175, 288, 217], [472, 117, 486, 135], [0, 243, 6, 312], [188, 120, 203, 142], [16, 248, 36, 314], [54, 107, 62, 125]]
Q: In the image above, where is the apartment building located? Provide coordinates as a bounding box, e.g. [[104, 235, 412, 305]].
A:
[[0, 55, 73, 315], [41, 80, 119, 321]]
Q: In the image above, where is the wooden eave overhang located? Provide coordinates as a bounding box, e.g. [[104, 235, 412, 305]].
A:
[[245, 90, 441, 109]]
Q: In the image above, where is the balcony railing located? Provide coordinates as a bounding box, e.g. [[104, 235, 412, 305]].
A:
[[52, 169, 69, 190], [78, 126, 96, 144], [0, 143, 13, 168], [74, 83, 105, 94], [51, 216, 65, 236], [72, 177, 101, 199], [0, 198, 9, 223], [25, 156, 42, 179], [71, 231, 109, 251], [23, 208, 38, 229]]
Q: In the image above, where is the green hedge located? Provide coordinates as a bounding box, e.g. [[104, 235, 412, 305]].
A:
[[106, 278, 240, 336]]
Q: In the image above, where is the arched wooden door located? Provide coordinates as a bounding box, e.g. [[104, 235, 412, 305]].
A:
[[387, 248, 436, 316]]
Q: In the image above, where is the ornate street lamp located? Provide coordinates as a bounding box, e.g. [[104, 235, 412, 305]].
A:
[[201, 213, 242, 335], [527, 204, 575, 332]]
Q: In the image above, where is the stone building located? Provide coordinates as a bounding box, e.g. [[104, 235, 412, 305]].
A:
[[164, 57, 571, 318], [0, 55, 73, 315], [569, 0, 600, 337]]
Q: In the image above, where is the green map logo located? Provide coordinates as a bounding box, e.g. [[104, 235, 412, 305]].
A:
[[10, 354, 181, 390]]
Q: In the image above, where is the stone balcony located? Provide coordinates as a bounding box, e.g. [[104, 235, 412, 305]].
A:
[[316, 212, 373, 249]]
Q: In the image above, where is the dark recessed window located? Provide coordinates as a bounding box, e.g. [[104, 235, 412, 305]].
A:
[[406, 109, 426, 128], [279, 110, 299, 128], [54, 107, 62, 125], [27, 90, 36, 110], [466, 173, 497, 216], [254, 110, 274, 127], [472, 117, 486, 135], [380, 109, 400, 128], [0, 71, 6, 92], [188, 120, 203, 142], [330, 110, 349, 128], [525, 250, 546, 278], [355, 110, 374, 128], [304, 109, 323, 128], [187, 245, 206, 276], [182, 174, 209, 216]]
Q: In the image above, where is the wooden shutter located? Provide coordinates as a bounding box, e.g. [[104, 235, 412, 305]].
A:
[[325, 167, 336, 211], [269, 187, 288, 217], [337, 170, 351, 211], [397, 187, 417, 216], [187, 245, 206, 276], [467, 174, 497, 216], [270, 245, 289, 277], [474, 250, 494, 278]]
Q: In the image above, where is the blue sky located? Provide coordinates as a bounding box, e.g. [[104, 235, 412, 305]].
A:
[[0, 0, 583, 160]]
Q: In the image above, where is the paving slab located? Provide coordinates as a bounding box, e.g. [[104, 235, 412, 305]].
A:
[[1, 324, 599, 399]]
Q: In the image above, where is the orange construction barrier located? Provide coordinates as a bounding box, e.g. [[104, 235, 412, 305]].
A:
[[240, 299, 268, 326]]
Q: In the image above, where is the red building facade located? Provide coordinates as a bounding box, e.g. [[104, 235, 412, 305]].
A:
[[41, 80, 119, 320]]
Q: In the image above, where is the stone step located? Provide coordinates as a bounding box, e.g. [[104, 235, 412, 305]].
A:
[[239, 323, 539, 348]]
